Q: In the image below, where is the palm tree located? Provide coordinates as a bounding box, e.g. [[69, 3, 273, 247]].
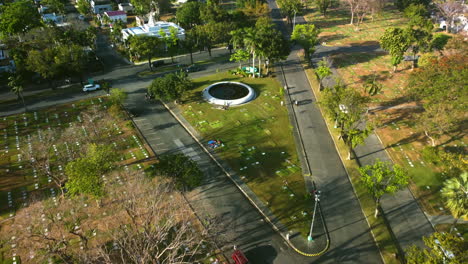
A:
[[8, 75, 27, 112], [243, 28, 258, 78], [441, 172, 468, 231]]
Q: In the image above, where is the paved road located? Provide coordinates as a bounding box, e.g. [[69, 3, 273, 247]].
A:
[[310, 39, 435, 253], [268, 0, 383, 262]]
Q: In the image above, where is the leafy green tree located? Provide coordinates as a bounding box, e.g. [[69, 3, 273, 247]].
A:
[[176, 1, 203, 29], [363, 73, 383, 96], [65, 144, 118, 197], [441, 172, 468, 230], [148, 71, 192, 103], [243, 27, 259, 77], [153, 154, 203, 190], [180, 30, 197, 64], [8, 74, 26, 111], [320, 83, 371, 159], [315, 58, 332, 91], [277, 0, 302, 25], [193, 23, 232, 57], [159, 27, 179, 63], [0, 0, 42, 37], [315, 0, 331, 16], [359, 160, 409, 217], [41, 0, 67, 15], [109, 88, 127, 106], [406, 232, 468, 264], [230, 49, 250, 69], [291, 24, 320, 65], [27, 48, 62, 88], [55, 44, 88, 84], [395, 0, 430, 11], [403, 3, 429, 19], [76, 0, 92, 16], [407, 55, 467, 146], [128, 36, 161, 70], [379, 27, 411, 72], [431, 33, 451, 51], [200, 2, 228, 23]]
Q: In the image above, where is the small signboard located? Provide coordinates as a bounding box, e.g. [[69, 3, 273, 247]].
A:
[[232, 250, 249, 264]]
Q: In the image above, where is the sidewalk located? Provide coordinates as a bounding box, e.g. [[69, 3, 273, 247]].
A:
[[314, 46, 434, 253]]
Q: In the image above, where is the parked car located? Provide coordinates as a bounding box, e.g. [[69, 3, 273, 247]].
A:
[[152, 60, 165, 68], [83, 83, 101, 92]]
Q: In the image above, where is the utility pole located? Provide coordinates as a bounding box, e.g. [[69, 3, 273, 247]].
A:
[[308, 190, 320, 241]]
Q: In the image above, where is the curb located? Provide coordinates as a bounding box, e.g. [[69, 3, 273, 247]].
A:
[[160, 101, 329, 257], [301, 60, 387, 263]]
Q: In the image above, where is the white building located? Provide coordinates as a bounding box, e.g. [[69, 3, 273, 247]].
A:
[[118, 3, 134, 12], [121, 14, 185, 40], [103, 10, 127, 23], [0, 44, 15, 73], [90, 0, 112, 14]]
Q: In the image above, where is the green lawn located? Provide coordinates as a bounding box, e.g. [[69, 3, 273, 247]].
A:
[[179, 72, 313, 235]]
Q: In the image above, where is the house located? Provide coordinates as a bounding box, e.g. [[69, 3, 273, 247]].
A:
[[0, 44, 16, 73], [90, 0, 112, 14], [103, 10, 127, 23], [42, 13, 66, 25], [121, 13, 185, 40], [118, 3, 134, 12]]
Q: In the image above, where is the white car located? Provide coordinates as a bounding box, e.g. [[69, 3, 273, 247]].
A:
[[83, 84, 101, 92]]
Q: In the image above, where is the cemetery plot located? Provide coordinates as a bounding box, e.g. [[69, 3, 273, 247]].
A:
[[180, 73, 312, 235], [0, 98, 154, 219]]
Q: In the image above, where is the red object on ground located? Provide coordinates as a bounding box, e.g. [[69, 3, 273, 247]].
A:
[[232, 250, 249, 264]]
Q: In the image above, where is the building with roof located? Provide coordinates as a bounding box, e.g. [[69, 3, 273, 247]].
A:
[[121, 14, 185, 41], [90, 0, 112, 14], [118, 3, 134, 12], [103, 10, 127, 23]]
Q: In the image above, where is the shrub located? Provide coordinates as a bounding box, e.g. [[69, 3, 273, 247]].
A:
[[421, 146, 440, 164]]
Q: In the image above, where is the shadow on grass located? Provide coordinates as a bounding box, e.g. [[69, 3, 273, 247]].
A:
[[332, 52, 387, 69]]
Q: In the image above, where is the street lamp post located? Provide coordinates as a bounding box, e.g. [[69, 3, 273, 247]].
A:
[[308, 190, 320, 241]]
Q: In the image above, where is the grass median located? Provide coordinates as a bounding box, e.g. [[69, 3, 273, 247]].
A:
[[178, 72, 313, 236]]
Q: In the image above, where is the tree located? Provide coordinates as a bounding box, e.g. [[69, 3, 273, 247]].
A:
[[406, 232, 468, 263], [315, 0, 331, 16], [230, 49, 250, 69], [379, 27, 411, 72], [65, 144, 117, 198], [153, 154, 203, 190], [315, 58, 332, 91], [160, 27, 179, 63], [435, 0, 464, 33], [363, 73, 383, 96], [320, 83, 371, 159], [148, 71, 193, 103], [291, 24, 320, 65], [176, 1, 203, 29], [55, 44, 88, 84], [441, 172, 468, 231], [395, 0, 430, 11], [180, 30, 197, 64], [8, 74, 26, 111], [407, 55, 466, 146], [27, 47, 62, 88], [128, 36, 161, 70], [193, 23, 232, 57], [340, 0, 360, 25], [109, 88, 127, 106], [277, 0, 302, 25], [41, 0, 67, 15], [403, 3, 429, 19], [359, 160, 409, 217], [200, 2, 228, 23], [0, 0, 42, 37], [431, 33, 451, 52], [76, 0, 92, 16]]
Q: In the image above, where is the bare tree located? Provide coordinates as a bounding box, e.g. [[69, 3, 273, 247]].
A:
[[90, 175, 212, 264], [436, 0, 464, 33]]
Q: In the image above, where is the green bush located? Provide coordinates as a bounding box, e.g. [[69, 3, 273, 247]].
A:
[[421, 146, 440, 164], [125, 120, 134, 129]]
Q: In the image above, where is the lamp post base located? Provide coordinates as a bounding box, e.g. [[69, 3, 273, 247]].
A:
[[308, 235, 313, 241]]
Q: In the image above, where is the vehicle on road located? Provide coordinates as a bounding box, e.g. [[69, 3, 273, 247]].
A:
[[152, 60, 165, 68], [83, 84, 101, 92], [185, 64, 201, 72]]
